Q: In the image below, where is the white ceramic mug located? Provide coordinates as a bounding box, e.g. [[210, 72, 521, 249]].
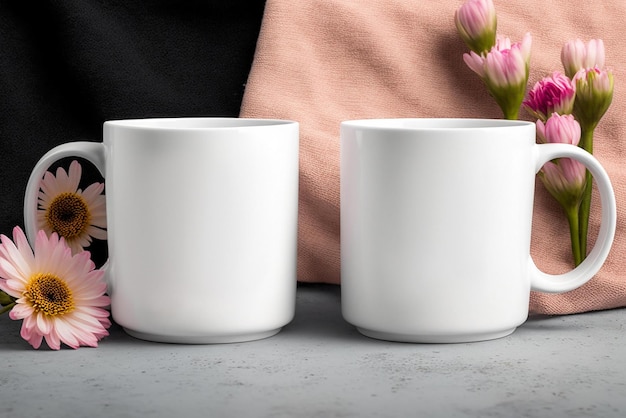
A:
[[24, 117, 299, 344], [341, 118, 616, 343]]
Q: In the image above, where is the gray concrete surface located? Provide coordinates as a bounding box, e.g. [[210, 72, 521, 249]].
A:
[[1, 283, 625, 418]]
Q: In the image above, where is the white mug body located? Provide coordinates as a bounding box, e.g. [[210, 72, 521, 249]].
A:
[[26, 118, 299, 343], [340, 118, 615, 343]]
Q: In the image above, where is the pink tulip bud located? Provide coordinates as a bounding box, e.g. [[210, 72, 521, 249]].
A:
[[463, 33, 532, 119], [536, 113, 581, 146], [540, 159, 586, 198], [523, 72, 575, 121], [483, 35, 528, 88], [572, 67, 614, 130], [454, 0, 497, 55], [561, 39, 606, 78], [536, 113, 586, 204], [463, 33, 531, 86]]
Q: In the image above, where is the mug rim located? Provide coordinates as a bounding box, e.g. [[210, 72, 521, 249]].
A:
[[341, 118, 534, 130], [104, 117, 298, 130]]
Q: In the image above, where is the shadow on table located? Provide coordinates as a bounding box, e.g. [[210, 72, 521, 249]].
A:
[[0, 312, 31, 351], [0, 283, 366, 350], [522, 308, 622, 333], [285, 284, 604, 344], [279, 283, 366, 342]]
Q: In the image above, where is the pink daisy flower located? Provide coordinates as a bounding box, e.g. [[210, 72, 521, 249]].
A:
[[36, 160, 107, 255], [0, 227, 111, 350]]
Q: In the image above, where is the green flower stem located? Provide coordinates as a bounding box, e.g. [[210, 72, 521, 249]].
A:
[[0, 290, 13, 304], [578, 128, 595, 264], [566, 205, 583, 266], [0, 291, 16, 315], [503, 108, 519, 120], [0, 302, 16, 316]]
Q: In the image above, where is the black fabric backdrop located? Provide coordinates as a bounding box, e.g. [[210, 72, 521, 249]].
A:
[[0, 0, 265, 265]]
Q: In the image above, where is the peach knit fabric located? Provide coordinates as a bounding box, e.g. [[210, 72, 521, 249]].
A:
[[240, 0, 626, 314]]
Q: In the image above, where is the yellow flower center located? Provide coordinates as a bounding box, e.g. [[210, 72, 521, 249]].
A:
[[45, 192, 90, 240], [25, 273, 75, 316]]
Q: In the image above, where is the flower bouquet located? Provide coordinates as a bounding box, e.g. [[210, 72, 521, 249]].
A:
[[455, 0, 614, 266]]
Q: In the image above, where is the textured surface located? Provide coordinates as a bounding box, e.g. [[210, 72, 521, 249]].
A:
[[2, 284, 626, 418]]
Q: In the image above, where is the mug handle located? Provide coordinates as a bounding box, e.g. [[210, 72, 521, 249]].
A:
[[23, 141, 106, 253], [529, 143, 616, 293]]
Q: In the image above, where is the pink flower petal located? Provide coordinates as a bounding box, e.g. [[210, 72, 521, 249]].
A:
[[463, 51, 486, 78], [44, 329, 62, 350], [9, 302, 34, 320], [66, 160, 82, 192], [0, 226, 111, 350], [21, 325, 43, 349], [81, 182, 105, 201], [36, 312, 53, 335]]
